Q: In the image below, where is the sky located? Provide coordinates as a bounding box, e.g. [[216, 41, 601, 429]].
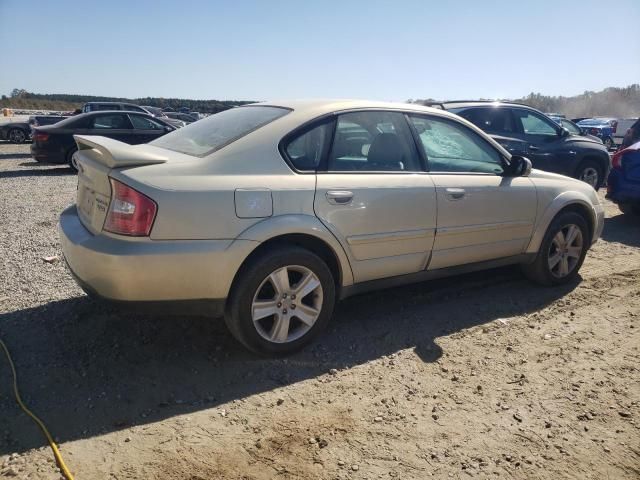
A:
[[1, 0, 639, 102]]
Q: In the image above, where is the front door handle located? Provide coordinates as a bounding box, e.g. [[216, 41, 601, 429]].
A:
[[445, 188, 466, 200], [529, 145, 540, 151], [326, 190, 354, 205]]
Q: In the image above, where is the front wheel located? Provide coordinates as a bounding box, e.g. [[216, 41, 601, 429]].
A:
[[225, 246, 336, 355], [521, 211, 589, 286]]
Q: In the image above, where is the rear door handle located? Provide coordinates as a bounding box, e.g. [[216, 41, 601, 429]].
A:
[[445, 188, 466, 200], [326, 190, 354, 205]]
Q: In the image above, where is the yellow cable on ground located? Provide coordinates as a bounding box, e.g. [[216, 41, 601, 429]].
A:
[[0, 337, 74, 480]]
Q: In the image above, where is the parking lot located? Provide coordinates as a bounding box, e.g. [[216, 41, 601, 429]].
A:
[[0, 141, 638, 479]]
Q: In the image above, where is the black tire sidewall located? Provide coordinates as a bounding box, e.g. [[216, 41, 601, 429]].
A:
[[67, 146, 78, 171], [226, 247, 336, 356], [536, 212, 589, 285]]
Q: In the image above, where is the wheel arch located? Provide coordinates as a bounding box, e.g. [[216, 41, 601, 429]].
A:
[[526, 192, 597, 254], [575, 152, 610, 178], [230, 214, 354, 291]]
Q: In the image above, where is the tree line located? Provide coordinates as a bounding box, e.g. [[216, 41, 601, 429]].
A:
[[410, 84, 640, 118], [2, 89, 255, 113]]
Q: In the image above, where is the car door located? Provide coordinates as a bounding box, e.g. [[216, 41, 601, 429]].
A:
[[128, 114, 171, 143], [510, 108, 566, 174], [407, 114, 537, 270], [87, 113, 135, 143], [312, 111, 437, 283]]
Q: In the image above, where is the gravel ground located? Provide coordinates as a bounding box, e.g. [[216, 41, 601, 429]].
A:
[[0, 142, 639, 479]]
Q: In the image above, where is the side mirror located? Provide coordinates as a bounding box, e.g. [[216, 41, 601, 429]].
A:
[[559, 127, 570, 137], [509, 155, 532, 177]]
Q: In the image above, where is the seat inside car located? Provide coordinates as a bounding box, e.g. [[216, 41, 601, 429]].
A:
[[367, 133, 405, 170]]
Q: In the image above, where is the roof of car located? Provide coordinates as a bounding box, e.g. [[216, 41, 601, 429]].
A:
[[424, 100, 535, 110]]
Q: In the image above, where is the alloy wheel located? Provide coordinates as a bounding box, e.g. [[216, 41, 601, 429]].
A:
[[548, 224, 583, 278], [251, 265, 323, 343], [579, 167, 599, 188], [9, 129, 26, 143]]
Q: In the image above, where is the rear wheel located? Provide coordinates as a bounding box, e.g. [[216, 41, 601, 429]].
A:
[[521, 211, 589, 286], [576, 160, 603, 189], [8, 128, 26, 144], [66, 146, 78, 171], [225, 246, 336, 355]]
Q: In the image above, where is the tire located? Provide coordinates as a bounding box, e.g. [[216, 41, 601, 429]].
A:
[[66, 146, 78, 172], [576, 160, 603, 190], [619, 204, 640, 216], [521, 211, 589, 286], [225, 246, 336, 355], [8, 128, 27, 144]]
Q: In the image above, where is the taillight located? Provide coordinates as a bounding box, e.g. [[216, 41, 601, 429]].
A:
[[104, 179, 157, 236], [34, 132, 49, 142], [611, 150, 623, 169]]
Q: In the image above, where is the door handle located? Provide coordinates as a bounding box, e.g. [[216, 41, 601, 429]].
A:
[[529, 145, 540, 151], [445, 188, 466, 200], [326, 190, 354, 205]]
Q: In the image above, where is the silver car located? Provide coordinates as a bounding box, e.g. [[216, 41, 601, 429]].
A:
[[59, 100, 605, 354]]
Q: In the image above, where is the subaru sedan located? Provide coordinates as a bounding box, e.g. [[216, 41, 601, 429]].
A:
[[59, 100, 605, 355]]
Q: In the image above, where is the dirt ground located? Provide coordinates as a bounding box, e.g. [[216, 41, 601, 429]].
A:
[[0, 142, 638, 480]]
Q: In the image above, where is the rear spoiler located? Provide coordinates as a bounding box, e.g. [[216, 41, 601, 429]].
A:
[[74, 135, 168, 168]]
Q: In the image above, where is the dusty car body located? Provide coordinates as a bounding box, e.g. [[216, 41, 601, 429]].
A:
[[59, 100, 604, 354]]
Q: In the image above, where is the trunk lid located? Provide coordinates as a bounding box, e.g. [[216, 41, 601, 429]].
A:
[[73, 135, 169, 234]]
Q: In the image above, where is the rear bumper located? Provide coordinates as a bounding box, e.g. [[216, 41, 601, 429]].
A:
[[59, 205, 257, 312], [31, 143, 65, 163]]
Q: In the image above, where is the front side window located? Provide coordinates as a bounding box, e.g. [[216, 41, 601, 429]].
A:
[[409, 115, 504, 174], [560, 119, 581, 135], [328, 111, 420, 172], [151, 106, 289, 157], [514, 109, 558, 136], [129, 115, 165, 130], [284, 122, 331, 171], [90, 114, 132, 130]]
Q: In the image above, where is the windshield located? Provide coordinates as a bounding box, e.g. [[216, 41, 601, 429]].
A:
[[150, 106, 290, 157], [560, 119, 581, 135]]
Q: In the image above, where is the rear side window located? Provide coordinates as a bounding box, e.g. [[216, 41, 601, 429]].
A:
[[90, 114, 132, 129], [327, 111, 420, 172], [455, 107, 515, 134], [151, 106, 289, 157], [284, 122, 332, 171]]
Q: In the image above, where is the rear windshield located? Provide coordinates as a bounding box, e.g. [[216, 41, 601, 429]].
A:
[[150, 106, 290, 157]]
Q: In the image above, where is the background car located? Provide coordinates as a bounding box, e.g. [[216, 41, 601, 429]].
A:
[[59, 100, 604, 355], [82, 101, 149, 114], [140, 106, 187, 128], [165, 111, 198, 123], [614, 117, 639, 147], [0, 120, 31, 143], [28, 115, 69, 131], [31, 111, 175, 170], [549, 116, 602, 143], [576, 118, 617, 150], [607, 141, 640, 215], [437, 101, 610, 189]]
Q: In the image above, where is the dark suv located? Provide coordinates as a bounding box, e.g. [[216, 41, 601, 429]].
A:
[[434, 101, 610, 189]]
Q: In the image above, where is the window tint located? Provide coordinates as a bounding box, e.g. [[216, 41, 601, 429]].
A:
[[96, 104, 121, 111], [514, 109, 558, 136], [409, 115, 503, 174], [285, 122, 331, 171], [90, 114, 131, 130], [328, 111, 420, 172], [129, 115, 165, 130], [151, 106, 289, 157], [455, 107, 515, 134], [125, 105, 147, 113], [560, 119, 581, 135]]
